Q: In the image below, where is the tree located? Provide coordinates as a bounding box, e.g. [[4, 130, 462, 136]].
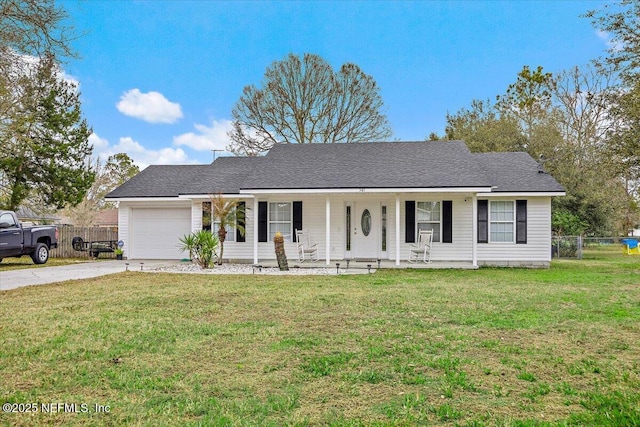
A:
[[0, 0, 75, 60], [585, 2, 640, 233], [496, 65, 562, 158], [210, 194, 246, 265], [445, 99, 525, 152], [585, 0, 640, 84], [604, 81, 640, 234], [63, 154, 139, 226], [0, 55, 93, 211], [1, 0, 76, 118], [549, 64, 631, 235], [444, 64, 629, 235], [228, 53, 392, 156]]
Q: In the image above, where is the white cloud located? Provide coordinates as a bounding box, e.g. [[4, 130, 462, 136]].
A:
[[596, 29, 624, 52], [173, 119, 234, 151], [116, 89, 183, 124], [90, 134, 196, 170], [88, 132, 109, 151], [112, 137, 190, 169]]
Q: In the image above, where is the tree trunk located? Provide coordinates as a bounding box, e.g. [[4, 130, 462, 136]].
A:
[[217, 228, 226, 265], [273, 232, 289, 271]]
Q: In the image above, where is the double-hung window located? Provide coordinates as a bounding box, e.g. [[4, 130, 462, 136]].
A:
[[416, 201, 441, 243], [489, 201, 515, 242], [269, 202, 292, 241], [202, 201, 236, 241]]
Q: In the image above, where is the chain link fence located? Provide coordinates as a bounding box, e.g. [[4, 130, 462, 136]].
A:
[[551, 236, 637, 259]]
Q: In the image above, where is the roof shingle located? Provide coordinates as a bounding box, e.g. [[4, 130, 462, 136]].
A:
[[106, 141, 564, 198]]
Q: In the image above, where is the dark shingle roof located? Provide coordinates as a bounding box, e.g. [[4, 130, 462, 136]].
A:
[[106, 141, 565, 198], [243, 141, 491, 189], [180, 157, 264, 195], [473, 152, 565, 193], [106, 165, 209, 198]]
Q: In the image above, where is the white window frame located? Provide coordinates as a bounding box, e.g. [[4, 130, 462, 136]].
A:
[[268, 202, 292, 242], [416, 201, 441, 243], [489, 200, 515, 243]]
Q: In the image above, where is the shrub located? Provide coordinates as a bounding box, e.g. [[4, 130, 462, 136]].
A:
[[178, 230, 219, 269]]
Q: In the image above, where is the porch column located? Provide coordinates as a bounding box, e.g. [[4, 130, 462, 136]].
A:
[[325, 196, 331, 266], [395, 194, 400, 266], [472, 194, 478, 268], [253, 197, 259, 264]]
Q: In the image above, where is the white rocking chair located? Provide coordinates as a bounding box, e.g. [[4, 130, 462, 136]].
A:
[[295, 229, 319, 262], [409, 230, 433, 263]]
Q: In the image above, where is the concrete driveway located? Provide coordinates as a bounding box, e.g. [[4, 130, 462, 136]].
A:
[[0, 260, 178, 291]]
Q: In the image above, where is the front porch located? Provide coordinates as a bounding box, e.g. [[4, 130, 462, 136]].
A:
[[248, 259, 478, 271]]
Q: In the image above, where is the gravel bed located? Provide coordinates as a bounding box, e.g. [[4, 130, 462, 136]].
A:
[[152, 262, 370, 275]]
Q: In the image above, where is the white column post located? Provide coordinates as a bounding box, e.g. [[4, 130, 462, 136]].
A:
[[326, 196, 331, 265], [253, 197, 259, 264], [395, 194, 401, 266], [472, 194, 478, 268]]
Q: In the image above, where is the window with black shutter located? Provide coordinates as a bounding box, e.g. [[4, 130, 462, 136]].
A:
[[516, 200, 527, 244], [477, 200, 488, 243], [405, 201, 415, 243]]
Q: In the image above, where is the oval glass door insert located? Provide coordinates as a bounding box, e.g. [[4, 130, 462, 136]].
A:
[[361, 209, 371, 236]]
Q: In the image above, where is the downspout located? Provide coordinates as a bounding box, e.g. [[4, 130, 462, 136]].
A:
[[326, 196, 331, 266], [325, 196, 331, 265], [395, 194, 400, 266], [472, 194, 478, 268], [253, 197, 258, 264]]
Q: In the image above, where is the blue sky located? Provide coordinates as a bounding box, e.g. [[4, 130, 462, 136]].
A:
[[61, 0, 611, 168]]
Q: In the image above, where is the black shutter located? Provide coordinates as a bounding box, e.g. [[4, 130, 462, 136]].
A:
[[442, 200, 453, 243], [292, 201, 303, 242], [516, 200, 527, 244], [405, 201, 415, 243], [236, 201, 246, 242], [477, 200, 488, 244], [258, 201, 267, 242]]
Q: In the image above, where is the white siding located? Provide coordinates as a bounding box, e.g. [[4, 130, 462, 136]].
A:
[[395, 194, 473, 262], [477, 197, 552, 266], [219, 199, 255, 261], [116, 194, 554, 265]]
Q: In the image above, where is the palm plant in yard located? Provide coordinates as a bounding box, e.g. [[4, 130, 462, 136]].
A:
[[210, 194, 246, 265], [178, 230, 219, 268]]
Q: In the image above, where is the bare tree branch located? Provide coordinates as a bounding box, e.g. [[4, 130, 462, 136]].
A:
[[227, 53, 392, 155]]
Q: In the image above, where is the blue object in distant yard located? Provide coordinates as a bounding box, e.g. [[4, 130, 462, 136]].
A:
[[622, 239, 638, 249]]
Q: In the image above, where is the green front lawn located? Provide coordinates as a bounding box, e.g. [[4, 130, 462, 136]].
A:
[[0, 250, 638, 426], [0, 256, 93, 271]]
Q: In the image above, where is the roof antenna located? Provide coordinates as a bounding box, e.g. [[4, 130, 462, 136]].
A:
[[211, 149, 223, 163]]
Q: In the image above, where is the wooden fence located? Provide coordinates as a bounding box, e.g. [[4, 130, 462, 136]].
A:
[[50, 225, 118, 259]]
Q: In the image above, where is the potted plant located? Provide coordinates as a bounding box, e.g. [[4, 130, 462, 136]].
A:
[[114, 248, 124, 260]]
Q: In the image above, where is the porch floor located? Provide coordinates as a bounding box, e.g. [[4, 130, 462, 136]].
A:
[[253, 260, 478, 270]]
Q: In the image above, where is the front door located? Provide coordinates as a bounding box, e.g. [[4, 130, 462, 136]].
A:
[[352, 203, 379, 260]]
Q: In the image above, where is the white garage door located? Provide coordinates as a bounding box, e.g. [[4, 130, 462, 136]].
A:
[[129, 208, 192, 259]]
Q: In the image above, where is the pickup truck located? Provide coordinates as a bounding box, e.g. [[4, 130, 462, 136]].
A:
[[0, 210, 58, 264]]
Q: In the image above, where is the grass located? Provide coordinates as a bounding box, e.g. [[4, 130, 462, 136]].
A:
[[0, 248, 638, 426], [0, 256, 92, 271]]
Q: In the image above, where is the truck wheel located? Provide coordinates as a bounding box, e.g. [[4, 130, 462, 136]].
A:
[[31, 243, 49, 264]]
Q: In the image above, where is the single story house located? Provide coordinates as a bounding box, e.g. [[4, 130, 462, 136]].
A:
[[106, 140, 565, 267]]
